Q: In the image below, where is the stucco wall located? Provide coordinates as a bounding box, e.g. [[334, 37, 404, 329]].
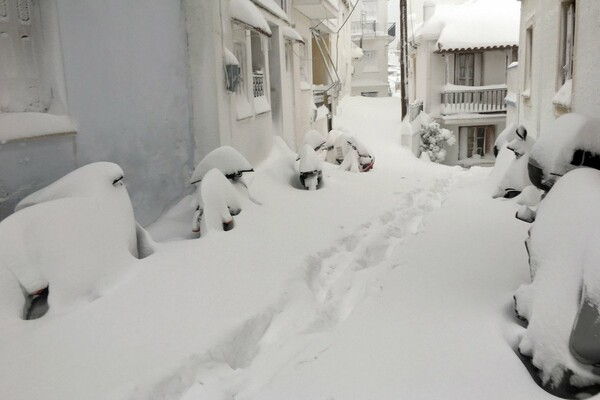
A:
[[55, 0, 194, 225], [569, 0, 600, 118]]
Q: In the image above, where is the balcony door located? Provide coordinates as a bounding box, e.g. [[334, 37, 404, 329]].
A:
[[455, 53, 474, 86]]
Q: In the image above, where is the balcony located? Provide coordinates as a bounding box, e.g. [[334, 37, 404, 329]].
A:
[[351, 21, 395, 42], [440, 84, 508, 115], [293, 0, 339, 20]]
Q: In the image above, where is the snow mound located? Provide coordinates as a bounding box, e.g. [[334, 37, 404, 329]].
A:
[[494, 123, 517, 154], [493, 127, 535, 198], [0, 162, 139, 319], [191, 146, 253, 184], [530, 113, 600, 179], [16, 162, 127, 211], [516, 168, 600, 388], [299, 144, 321, 174], [303, 130, 326, 150]]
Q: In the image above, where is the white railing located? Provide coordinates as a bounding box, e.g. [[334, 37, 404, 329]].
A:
[[441, 85, 508, 115]]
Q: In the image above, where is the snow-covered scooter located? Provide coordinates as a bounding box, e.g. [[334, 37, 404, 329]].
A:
[[298, 144, 322, 190], [190, 146, 253, 234]]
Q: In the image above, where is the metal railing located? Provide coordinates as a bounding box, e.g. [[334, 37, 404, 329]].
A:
[[441, 86, 508, 115], [252, 72, 265, 98], [351, 21, 395, 38]]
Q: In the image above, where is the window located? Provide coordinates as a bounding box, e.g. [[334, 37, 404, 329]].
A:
[[232, 26, 252, 120], [250, 31, 270, 114], [459, 125, 496, 159], [454, 53, 475, 86], [559, 0, 575, 86], [298, 41, 310, 89], [362, 50, 378, 72], [524, 26, 533, 96], [0, 0, 49, 113]]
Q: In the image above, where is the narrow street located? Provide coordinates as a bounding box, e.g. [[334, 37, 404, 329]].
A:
[[140, 96, 554, 399]]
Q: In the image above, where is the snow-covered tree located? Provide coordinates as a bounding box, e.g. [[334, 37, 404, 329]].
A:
[[419, 121, 456, 163]]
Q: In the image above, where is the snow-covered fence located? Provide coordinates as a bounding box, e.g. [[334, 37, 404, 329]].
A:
[[441, 85, 508, 115]]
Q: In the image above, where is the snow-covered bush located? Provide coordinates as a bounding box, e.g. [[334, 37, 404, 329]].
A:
[[418, 121, 455, 163]]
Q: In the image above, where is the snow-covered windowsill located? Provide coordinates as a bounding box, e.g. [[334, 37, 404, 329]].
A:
[[0, 112, 76, 144], [552, 79, 572, 111]]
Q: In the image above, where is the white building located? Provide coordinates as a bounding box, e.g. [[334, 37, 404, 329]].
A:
[[351, 0, 395, 97], [0, 0, 354, 223], [292, 0, 354, 146], [405, 0, 520, 166], [507, 0, 599, 140]]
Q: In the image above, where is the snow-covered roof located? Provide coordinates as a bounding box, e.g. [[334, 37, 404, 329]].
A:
[[282, 26, 305, 43], [230, 0, 272, 37], [250, 0, 289, 22], [412, 0, 520, 52]]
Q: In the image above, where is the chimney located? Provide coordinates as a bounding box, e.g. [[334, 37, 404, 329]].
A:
[[423, 0, 436, 22]]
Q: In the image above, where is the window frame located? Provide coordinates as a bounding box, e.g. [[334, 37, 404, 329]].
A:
[[523, 25, 534, 97], [558, 0, 576, 87]]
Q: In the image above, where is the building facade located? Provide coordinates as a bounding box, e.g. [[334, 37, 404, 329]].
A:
[[506, 0, 599, 140], [404, 0, 520, 166], [350, 0, 395, 97], [0, 0, 354, 224]]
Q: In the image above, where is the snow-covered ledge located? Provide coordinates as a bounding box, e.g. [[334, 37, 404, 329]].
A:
[[0, 113, 76, 144]]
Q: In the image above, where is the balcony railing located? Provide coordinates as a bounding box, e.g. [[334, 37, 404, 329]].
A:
[[441, 85, 508, 115], [351, 21, 395, 39], [252, 72, 265, 98]]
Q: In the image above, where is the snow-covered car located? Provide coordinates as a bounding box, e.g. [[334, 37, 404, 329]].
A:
[[0, 162, 141, 321], [528, 113, 600, 192], [513, 167, 600, 396]]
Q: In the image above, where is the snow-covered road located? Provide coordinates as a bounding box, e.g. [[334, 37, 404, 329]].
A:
[[0, 97, 561, 399]]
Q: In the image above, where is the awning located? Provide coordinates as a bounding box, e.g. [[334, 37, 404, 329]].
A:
[[282, 26, 305, 44], [230, 0, 272, 37]]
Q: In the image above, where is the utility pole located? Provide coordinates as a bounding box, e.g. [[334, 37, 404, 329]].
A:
[[399, 0, 408, 119]]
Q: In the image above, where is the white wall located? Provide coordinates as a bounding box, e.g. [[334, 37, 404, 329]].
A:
[[50, 0, 194, 225], [519, 0, 564, 137]]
